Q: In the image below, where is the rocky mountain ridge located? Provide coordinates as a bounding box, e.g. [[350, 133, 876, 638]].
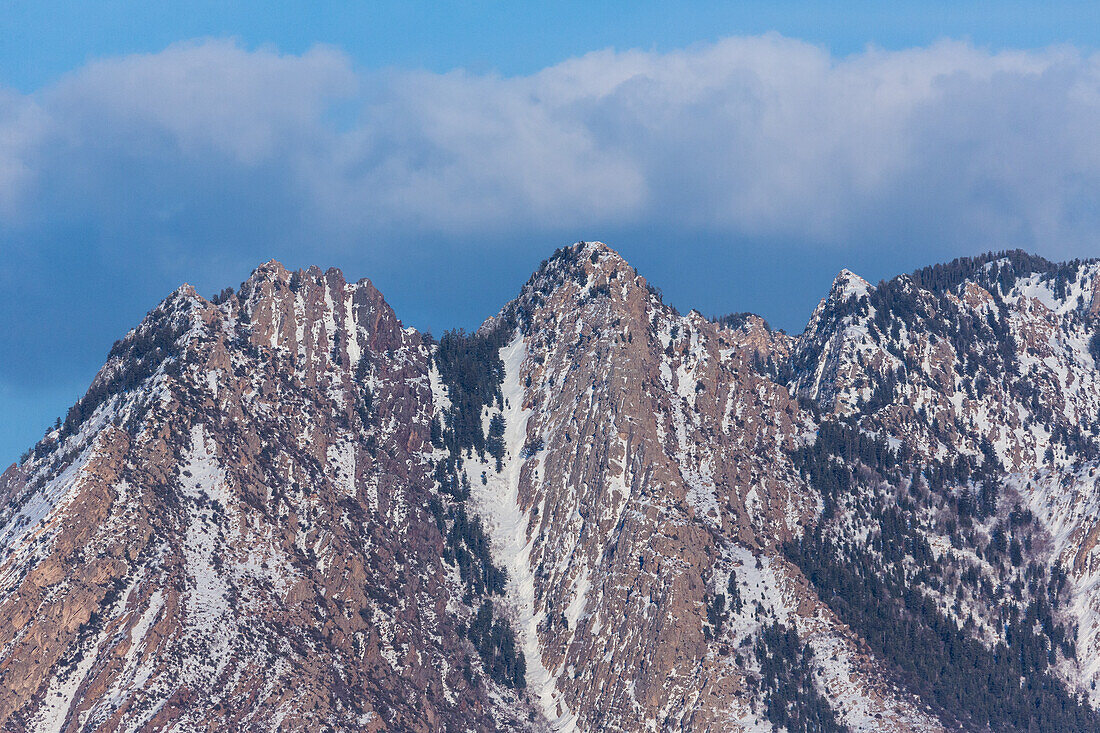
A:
[[2, 242, 1100, 731]]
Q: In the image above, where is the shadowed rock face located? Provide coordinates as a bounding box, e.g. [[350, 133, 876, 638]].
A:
[[3, 243, 1100, 732]]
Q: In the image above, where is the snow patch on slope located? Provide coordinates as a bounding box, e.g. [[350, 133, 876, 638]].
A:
[[178, 424, 234, 684], [466, 334, 578, 732]]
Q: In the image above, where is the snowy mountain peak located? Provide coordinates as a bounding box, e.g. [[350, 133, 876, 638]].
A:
[[252, 257, 292, 280], [500, 240, 655, 337], [829, 268, 872, 302]]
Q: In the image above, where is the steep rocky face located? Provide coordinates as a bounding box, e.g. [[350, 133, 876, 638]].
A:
[[0, 262, 532, 730], [455, 243, 942, 732], [4, 244, 1100, 732]]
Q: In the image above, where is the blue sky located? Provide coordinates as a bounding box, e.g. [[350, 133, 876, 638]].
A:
[[5, 1, 1100, 90], [3, 2, 1100, 462]]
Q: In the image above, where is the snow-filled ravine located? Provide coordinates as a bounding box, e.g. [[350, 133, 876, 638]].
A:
[[463, 333, 579, 732]]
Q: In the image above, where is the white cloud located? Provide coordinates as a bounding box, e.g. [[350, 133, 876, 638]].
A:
[[3, 35, 1100, 256]]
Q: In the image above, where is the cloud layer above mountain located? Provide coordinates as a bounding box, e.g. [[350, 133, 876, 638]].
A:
[[3, 35, 1100, 258]]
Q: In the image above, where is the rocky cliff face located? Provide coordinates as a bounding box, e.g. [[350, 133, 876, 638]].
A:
[[3, 243, 1100, 731], [462, 244, 939, 732], [0, 263, 533, 731]]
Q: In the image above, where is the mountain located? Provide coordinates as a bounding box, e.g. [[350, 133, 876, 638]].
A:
[[3, 242, 1100, 731]]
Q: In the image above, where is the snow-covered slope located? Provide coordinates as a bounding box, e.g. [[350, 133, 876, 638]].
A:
[[790, 251, 1100, 716]]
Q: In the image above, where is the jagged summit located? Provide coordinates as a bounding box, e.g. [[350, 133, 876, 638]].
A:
[[252, 258, 291, 279], [235, 260, 383, 302], [491, 240, 655, 337], [172, 282, 200, 300], [829, 268, 872, 301]]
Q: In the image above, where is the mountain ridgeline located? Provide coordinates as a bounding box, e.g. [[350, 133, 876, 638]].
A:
[[4, 243, 1100, 732]]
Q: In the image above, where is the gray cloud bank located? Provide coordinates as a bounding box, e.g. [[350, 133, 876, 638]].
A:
[[3, 35, 1100, 258]]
